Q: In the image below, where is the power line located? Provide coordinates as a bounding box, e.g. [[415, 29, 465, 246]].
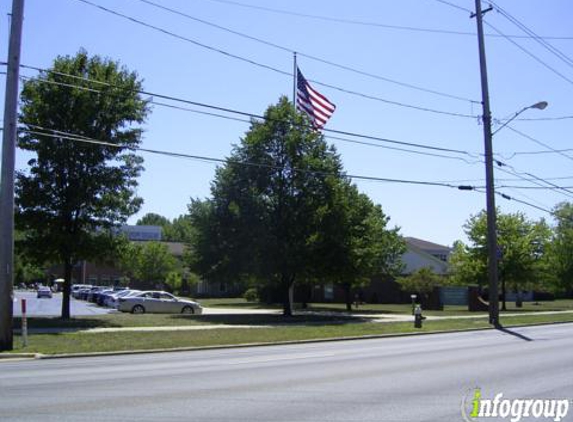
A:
[[495, 163, 573, 199], [495, 190, 554, 214], [16, 127, 567, 215], [10, 60, 573, 124], [19, 64, 482, 158], [200, 0, 573, 40], [490, 1, 573, 70], [72, 0, 478, 119], [504, 125, 573, 162], [431, 0, 473, 14], [136, 0, 478, 104], [20, 126, 477, 190], [483, 21, 573, 87]]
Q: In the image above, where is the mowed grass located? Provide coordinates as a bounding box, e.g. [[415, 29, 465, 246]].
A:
[[202, 298, 573, 316], [5, 312, 573, 355], [298, 299, 573, 316]]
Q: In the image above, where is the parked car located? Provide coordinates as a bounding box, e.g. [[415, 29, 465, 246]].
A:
[[72, 284, 92, 299], [117, 291, 203, 315], [96, 289, 116, 306], [37, 286, 53, 299], [105, 289, 141, 308]]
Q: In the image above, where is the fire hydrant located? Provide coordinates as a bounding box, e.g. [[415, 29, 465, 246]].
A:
[[414, 305, 426, 328]]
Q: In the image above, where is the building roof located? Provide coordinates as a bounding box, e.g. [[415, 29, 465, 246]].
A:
[[404, 237, 451, 252]]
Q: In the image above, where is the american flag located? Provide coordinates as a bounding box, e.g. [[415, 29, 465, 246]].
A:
[[296, 67, 336, 130]]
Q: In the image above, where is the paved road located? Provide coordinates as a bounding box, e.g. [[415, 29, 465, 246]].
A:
[[1, 324, 572, 421], [13, 291, 113, 317]]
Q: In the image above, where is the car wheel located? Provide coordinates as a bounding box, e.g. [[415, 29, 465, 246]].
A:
[[131, 305, 145, 314], [181, 306, 194, 315]]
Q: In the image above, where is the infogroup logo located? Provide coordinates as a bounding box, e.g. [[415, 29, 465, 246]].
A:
[[461, 388, 571, 422]]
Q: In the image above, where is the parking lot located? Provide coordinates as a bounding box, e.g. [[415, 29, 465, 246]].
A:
[[13, 290, 115, 317]]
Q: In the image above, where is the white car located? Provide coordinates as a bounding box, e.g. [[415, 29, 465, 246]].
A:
[[117, 291, 203, 315], [37, 286, 53, 299]]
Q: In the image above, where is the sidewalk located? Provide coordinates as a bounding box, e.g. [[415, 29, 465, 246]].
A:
[[12, 309, 573, 335]]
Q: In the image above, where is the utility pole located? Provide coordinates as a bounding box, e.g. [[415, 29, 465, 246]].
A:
[[0, 0, 25, 351], [473, 0, 500, 327]]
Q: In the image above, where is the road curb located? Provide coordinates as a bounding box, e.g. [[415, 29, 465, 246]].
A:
[[3, 320, 571, 360]]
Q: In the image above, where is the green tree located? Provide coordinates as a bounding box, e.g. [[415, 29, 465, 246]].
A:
[[164, 215, 194, 242], [397, 267, 443, 303], [453, 210, 551, 308], [136, 213, 171, 227], [136, 213, 194, 242], [16, 50, 149, 318], [323, 183, 405, 311], [135, 242, 177, 286], [449, 240, 486, 287], [547, 202, 573, 296], [189, 97, 349, 316]]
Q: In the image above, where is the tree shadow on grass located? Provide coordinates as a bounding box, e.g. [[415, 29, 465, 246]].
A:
[[171, 313, 371, 326], [13, 316, 123, 330]]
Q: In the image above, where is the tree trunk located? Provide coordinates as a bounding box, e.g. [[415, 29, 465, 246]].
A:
[[61, 260, 73, 320], [501, 276, 507, 311], [282, 276, 294, 317], [515, 290, 523, 308], [344, 283, 352, 312]]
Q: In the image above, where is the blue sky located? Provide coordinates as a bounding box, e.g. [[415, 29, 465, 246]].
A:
[[1, 0, 572, 247]]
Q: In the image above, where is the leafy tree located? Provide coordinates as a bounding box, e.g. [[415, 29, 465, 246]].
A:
[[136, 213, 194, 242], [449, 240, 486, 287], [15, 50, 149, 318], [322, 183, 405, 311], [397, 267, 443, 303], [547, 202, 573, 296], [189, 97, 350, 316], [136, 213, 170, 227], [135, 242, 177, 286], [452, 210, 551, 308], [164, 215, 195, 243]]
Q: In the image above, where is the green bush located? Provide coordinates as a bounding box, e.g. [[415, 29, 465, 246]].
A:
[[243, 288, 259, 302]]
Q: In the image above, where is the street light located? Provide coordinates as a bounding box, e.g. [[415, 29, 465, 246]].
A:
[[486, 100, 548, 327], [492, 101, 548, 136]]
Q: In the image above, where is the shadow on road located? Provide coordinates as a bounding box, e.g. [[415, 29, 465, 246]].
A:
[[496, 326, 534, 342]]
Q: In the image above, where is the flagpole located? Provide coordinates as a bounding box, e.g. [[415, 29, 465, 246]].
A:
[[292, 52, 297, 106]]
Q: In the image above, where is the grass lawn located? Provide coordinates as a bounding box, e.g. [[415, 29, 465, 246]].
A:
[[300, 299, 573, 316], [199, 297, 573, 316], [4, 312, 573, 355]]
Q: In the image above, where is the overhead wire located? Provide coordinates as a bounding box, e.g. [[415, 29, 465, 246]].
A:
[[201, 0, 573, 40], [495, 163, 573, 199], [430, 0, 573, 86], [136, 0, 478, 104], [490, 1, 573, 70], [72, 0, 478, 119], [19, 126, 476, 190], [483, 21, 573, 87], [18, 64, 482, 159], [503, 125, 573, 162]]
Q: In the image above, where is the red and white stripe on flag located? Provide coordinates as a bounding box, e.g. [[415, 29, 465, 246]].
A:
[[296, 67, 336, 130]]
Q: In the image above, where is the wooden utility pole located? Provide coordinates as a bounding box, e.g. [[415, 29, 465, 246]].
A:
[[0, 0, 25, 351], [473, 0, 500, 327]]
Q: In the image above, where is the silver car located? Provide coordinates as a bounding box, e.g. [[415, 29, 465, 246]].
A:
[[37, 286, 53, 299], [117, 291, 203, 315]]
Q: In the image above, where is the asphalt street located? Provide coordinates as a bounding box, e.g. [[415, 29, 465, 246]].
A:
[[1, 323, 572, 421], [13, 291, 113, 317]]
